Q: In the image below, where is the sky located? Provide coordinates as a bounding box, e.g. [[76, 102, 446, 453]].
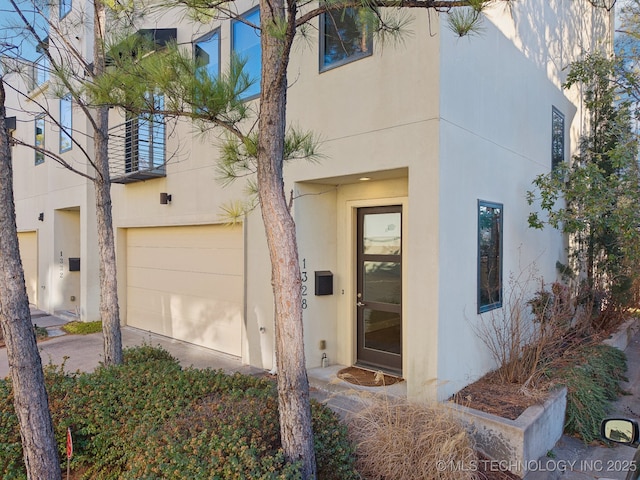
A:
[[0, 0, 48, 61]]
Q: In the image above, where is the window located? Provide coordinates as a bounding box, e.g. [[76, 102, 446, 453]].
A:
[[60, 0, 71, 19], [125, 93, 165, 173], [320, 7, 372, 71], [6, 117, 16, 161], [194, 30, 220, 111], [32, 54, 49, 89], [552, 107, 565, 169], [195, 30, 220, 79], [478, 200, 503, 313], [35, 115, 45, 165], [232, 8, 261, 100], [60, 94, 72, 153]]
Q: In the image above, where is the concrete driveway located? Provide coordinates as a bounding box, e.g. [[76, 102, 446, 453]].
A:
[[0, 311, 259, 378]]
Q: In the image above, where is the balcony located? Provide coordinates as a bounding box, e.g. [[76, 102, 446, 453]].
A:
[[109, 116, 166, 184]]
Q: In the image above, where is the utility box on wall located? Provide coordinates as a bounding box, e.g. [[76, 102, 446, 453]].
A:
[[69, 258, 80, 272], [315, 271, 333, 296]]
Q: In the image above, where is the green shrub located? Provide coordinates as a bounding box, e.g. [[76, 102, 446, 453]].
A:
[[61, 320, 103, 335], [551, 343, 627, 443], [0, 345, 358, 479]]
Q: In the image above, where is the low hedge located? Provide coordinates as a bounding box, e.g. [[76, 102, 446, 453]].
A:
[[550, 343, 627, 443], [0, 345, 358, 479]]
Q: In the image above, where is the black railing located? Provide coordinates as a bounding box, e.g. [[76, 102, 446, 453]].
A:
[[109, 117, 166, 184]]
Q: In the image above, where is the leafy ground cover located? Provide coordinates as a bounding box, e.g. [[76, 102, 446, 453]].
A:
[[61, 320, 103, 335], [0, 345, 358, 479]]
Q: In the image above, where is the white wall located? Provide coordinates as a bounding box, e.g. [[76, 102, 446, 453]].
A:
[[433, 0, 609, 399]]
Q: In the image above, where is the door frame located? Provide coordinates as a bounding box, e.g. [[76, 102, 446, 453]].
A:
[[341, 196, 408, 375], [356, 205, 403, 372]]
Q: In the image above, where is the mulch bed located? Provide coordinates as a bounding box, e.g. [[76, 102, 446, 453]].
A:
[[452, 373, 547, 420]]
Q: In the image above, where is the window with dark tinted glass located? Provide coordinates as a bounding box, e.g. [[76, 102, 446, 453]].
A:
[[478, 200, 503, 313], [320, 7, 372, 71], [232, 8, 261, 100], [552, 107, 565, 169], [35, 115, 45, 165]]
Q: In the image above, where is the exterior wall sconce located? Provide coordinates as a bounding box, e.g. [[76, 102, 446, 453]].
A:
[[38, 212, 44, 221], [160, 193, 172, 204]]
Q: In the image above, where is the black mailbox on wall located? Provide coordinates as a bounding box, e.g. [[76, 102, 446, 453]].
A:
[[69, 258, 80, 272], [315, 271, 333, 296]]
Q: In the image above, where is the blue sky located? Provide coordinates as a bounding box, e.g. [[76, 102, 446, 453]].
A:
[[0, 0, 48, 61]]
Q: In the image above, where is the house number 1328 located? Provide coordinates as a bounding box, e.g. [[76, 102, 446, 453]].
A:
[[301, 258, 308, 310]]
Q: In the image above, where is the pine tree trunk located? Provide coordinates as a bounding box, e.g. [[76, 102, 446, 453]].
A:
[[0, 79, 61, 480], [257, 1, 317, 477], [93, 3, 123, 366]]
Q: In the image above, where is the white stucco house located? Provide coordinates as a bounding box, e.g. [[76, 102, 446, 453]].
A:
[[4, 0, 612, 401]]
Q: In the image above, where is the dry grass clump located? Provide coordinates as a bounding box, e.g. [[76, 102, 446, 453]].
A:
[[348, 398, 478, 480]]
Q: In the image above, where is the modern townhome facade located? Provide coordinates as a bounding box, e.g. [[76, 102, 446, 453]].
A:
[[4, 0, 612, 401]]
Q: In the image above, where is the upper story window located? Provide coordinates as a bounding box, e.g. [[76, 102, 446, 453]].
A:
[[59, 0, 71, 19], [60, 94, 72, 153], [6, 117, 16, 160], [478, 200, 503, 313], [32, 54, 49, 90], [232, 8, 261, 100], [35, 115, 45, 165], [125, 92, 165, 173], [320, 7, 373, 71], [195, 30, 220, 80], [552, 107, 565, 170]]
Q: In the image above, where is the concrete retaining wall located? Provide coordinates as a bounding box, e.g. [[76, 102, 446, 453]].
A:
[[447, 387, 567, 478], [603, 318, 640, 351]]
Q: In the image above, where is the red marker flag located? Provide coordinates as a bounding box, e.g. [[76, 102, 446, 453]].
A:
[[66, 427, 73, 459]]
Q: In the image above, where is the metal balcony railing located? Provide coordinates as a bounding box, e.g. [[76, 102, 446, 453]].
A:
[[109, 116, 166, 184]]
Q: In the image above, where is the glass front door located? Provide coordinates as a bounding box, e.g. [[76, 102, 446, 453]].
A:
[[356, 206, 402, 372]]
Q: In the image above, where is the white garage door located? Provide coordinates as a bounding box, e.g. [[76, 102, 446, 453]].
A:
[[18, 231, 38, 305], [126, 224, 243, 356]]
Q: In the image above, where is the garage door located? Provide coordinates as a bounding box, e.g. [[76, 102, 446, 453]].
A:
[[18, 231, 38, 305], [126, 224, 243, 356]]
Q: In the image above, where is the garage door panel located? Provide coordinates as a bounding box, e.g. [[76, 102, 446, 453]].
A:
[[127, 246, 242, 276], [127, 268, 242, 299], [127, 288, 242, 354], [128, 225, 240, 249], [126, 225, 243, 356]]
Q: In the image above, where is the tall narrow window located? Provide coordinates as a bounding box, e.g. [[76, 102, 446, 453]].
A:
[[35, 115, 45, 165], [478, 200, 503, 313], [33, 54, 49, 89], [320, 8, 373, 71], [194, 30, 220, 112], [195, 30, 220, 79], [60, 94, 72, 152], [232, 8, 261, 100], [552, 107, 565, 170], [60, 0, 71, 19], [125, 93, 165, 173]]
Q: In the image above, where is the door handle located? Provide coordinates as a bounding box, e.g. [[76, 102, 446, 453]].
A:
[[356, 301, 365, 307]]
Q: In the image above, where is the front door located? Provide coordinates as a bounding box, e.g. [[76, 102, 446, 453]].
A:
[[356, 206, 402, 372]]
